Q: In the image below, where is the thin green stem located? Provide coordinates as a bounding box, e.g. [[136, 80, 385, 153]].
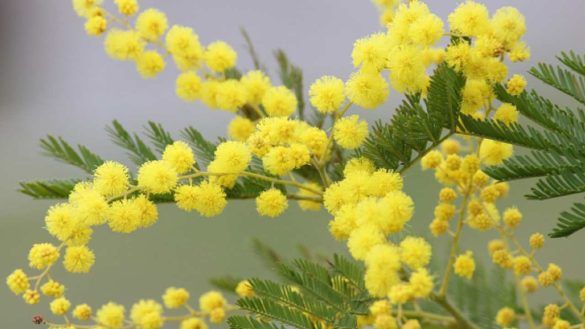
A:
[[430, 293, 478, 329]]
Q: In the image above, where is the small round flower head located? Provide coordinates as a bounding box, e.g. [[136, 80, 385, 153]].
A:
[[167, 27, 204, 70], [93, 161, 130, 197], [547, 263, 562, 281], [388, 283, 414, 304], [69, 184, 109, 226], [494, 103, 519, 125], [262, 146, 297, 176], [177, 182, 226, 217], [409, 268, 434, 298], [368, 170, 403, 197], [63, 245, 95, 273], [491, 6, 526, 46], [399, 236, 431, 270], [387, 46, 428, 94], [181, 318, 208, 329], [369, 300, 390, 317], [439, 187, 457, 202], [429, 218, 448, 236], [130, 299, 163, 328], [448, 1, 490, 36], [352, 33, 390, 71], [529, 233, 545, 249], [333, 115, 369, 149], [479, 139, 513, 166], [299, 127, 328, 157], [209, 307, 225, 324], [235, 280, 254, 298], [162, 141, 195, 174], [403, 320, 421, 329], [114, 0, 138, 16], [108, 199, 142, 233], [162, 287, 190, 309], [85, 16, 107, 36], [28, 243, 59, 269], [553, 320, 571, 329], [329, 205, 358, 240], [421, 150, 442, 169], [309, 76, 345, 113], [492, 249, 513, 269], [441, 139, 460, 155], [495, 307, 515, 326], [228, 116, 255, 141], [347, 225, 386, 260], [136, 8, 168, 41], [542, 304, 560, 327], [6, 269, 29, 295], [521, 276, 538, 293], [97, 302, 126, 329], [23, 289, 40, 304], [262, 86, 297, 117], [345, 71, 389, 109], [73, 304, 93, 320], [241, 70, 271, 105], [509, 41, 530, 62], [374, 314, 398, 329], [513, 256, 532, 275], [204, 41, 237, 72], [72, 0, 103, 17], [41, 280, 65, 298], [503, 207, 522, 228], [138, 160, 178, 194], [506, 74, 527, 96], [454, 251, 475, 279], [256, 188, 288, 218], [136, 51, 166, 78], [199, 291, 226, 312], [50, 297, 71, 315], [104, 29, 145, 61], [213, 141, 252, 173], [132, 194, 159, 228], [364, 244, 401, 297], [176, 72, 202, 102], [344, 157, 375, 176], [215, 80, 248, 112], [409, 13, 444, 46]]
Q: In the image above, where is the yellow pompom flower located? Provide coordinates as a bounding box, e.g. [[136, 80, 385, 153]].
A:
[[309, 76, 345, 113], [347, 225, 386, 260], [228, 117, 255, 141], [409, 268, 434, 298], [493, 103, 519, 125], [388, 283, 413, 304], [509, 41, 530, 62], [69, 184, 109, 226], [235, 280, 254, 297], [50, 297, 71, 315], [439, 187, 457, 202], [73, 304, 93, 320], [491, 6, 526, 47], [84, 16, 107, 36], [364, 244, 401, 297], [162, 141, 195, 174], [23, 289, 40, 304], [262, 86, 297, 117], [28, 243, 59, 270], [130, 299, 164, 329], [63, 245, 95, 273], [479, 139, 513, 166], [409, 14, 444, 46], [176, 72, 202, 102], [215, 80, 248, 112], [179, 182, 227, 217], [97, 302, 126, 329], [256, 188, 288, 218], [136, 8, 168, 41], [262, 146, 297, 176], [506, 74, 527, 96], [399, 237, 432, 270], [344, 157, 375, 176], [163, 287, 190, 309], [513, 256, 532, 275], [136, 51, 166, 78], [521, 276, 538, 293], [345, 71, 389, 109], [241, 70, 271, 105], [6, 269, 29, 295], [181, 318, 209, 329], [93, 161, 130, 197], [72, 0, 103, 17], [447, 1, 490, 37], [166, 25, 204, 70], [41, 280, 65, 298], [495, 307, 515, 326], [138, 160, 178, 194], [333, 115, 369, 149], [199, 291, 226, 312], [108, 199, 142, 233], [503, 207, 522, 228], [421, 150, 443, 169], [45, 203, 77, 241], [114, 0, 138, 16], [205, 41, 237, 72], [352, 33, 390, 71], [104, 29, 145, 61], [374, 314, 398, 329], [213, 141, 252, 173], [529, 233, 545, 249], [368, 170, 402, 197], [454, 251, 475, 279]]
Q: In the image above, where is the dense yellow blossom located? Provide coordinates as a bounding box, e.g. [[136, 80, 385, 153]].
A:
[[73, 304, 93, 320], [345, 71, 389, 109], [507, 74, 527, 95], [454, 251, 475, 279], [63, 245, 95, 273], [136, 51, 166, 78], [399, 237, 431, 270], [262, 86, 297, 117], [205, 41, 237, 72], [6, 269, 29, 295], [93, 161, 130, 197], [228, 116, 255, 141], [162, 141, 196, 174], [176, 72, 202, 102], [256, 188, 288, 217], [136, 8, 168, 41], [50, 297, 71, 315], [85, 16, 107, 36], [199, 291, 226, 312], [114, 0, 138, 16], [137, 160, 178, 194], [28, 243, 59, 270], [309, 76, 345, 113], [333, 115, 369, 149], [162, 287, 190, 309], [496, 307, 515, 326], [479, 139, 513, 165], [235, 280, 254, 298], [104, 29, 144, 61], [41, 280, 65, 298], [131, 299, 164, 329], [97, 302, 126, 329], [181, 318, 208, 329], [494, 103, 519, 125]]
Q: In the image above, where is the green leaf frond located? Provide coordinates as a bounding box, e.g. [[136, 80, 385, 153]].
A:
[[40, 135, 104, 173], [106, 120, 157, 165], [274, 49, 305, 119], [144, 121, 174, 155], [19, 179, 79, 199], [529, 54, 585, 105]]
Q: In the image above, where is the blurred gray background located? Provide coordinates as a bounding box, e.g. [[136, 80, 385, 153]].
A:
[[1, 0, 584, 327]]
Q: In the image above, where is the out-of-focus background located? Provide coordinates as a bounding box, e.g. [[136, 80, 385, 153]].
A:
[[1, 0, 584, 327]]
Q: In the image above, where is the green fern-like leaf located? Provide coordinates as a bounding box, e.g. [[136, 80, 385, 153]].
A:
[[40, 136, 104, 173], [274, 50, 305, 119], [181, 126, 217, 168], [530, 60, 585, 105], [144, 121, 174, 154], [19, 179, 80, 199], [228, 316, 286, 329], [236, 297, 322, 329], [106, 120, 157, 165]]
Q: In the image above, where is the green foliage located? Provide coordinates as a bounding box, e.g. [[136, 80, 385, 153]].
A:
[[210, 275, 242, 294], [19, 179, 79, 199], [40, 135, 104, 173], [106, 120, 157, 165], [144, 121, 174, 155], [274, 49, 305, 119], [457, 51, 585, 237], [359, 63, 465, 173]]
